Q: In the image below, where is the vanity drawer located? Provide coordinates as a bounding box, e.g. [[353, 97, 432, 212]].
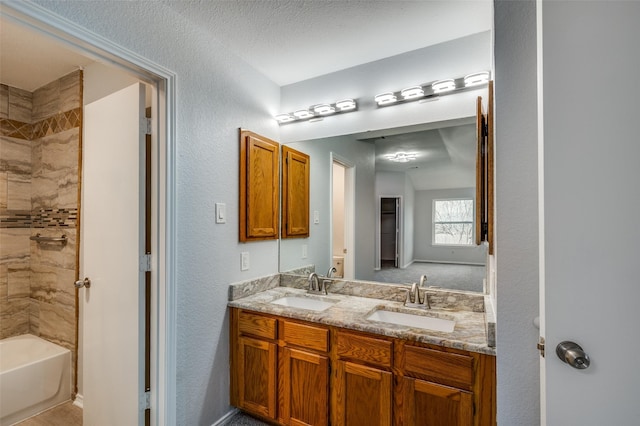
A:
[[238, 311, 277, 340], [402, 345, 474, 390], [281, 321, 329, 352], [336, 331, 393, 368]]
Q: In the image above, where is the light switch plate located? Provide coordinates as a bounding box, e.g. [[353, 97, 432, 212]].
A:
[[241, 252, 250, 271], [215, 203, 226, 224], [313, 210, 320, 224]]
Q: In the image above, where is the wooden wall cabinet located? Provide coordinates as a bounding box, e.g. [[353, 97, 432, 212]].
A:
[[230, 308, 496, 425], [281, 145, 310, 239], [239, 129, 280, 242]]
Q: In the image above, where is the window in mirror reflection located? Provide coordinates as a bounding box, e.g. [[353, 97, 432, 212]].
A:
[[433, 199, 474, 246]]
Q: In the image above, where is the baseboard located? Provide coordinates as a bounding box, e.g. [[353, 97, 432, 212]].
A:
[[413, 259, 485, 266], [211, 408, 239, 426], [73, 394, 84, 409]]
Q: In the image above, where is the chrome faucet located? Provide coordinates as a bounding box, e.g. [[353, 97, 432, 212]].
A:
[[326, 267, 337, 278], [419, 274, 427, 287], [308, 272, 327, 295], [404, 280, 431, 309]]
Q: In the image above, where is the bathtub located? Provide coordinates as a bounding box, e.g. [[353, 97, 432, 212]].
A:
[[0, 334, 71, 425]]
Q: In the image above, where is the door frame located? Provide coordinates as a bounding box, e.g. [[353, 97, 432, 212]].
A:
[[330, 154, 355, 280], [1, 3, 177, 424], [376, 195, 403, 270]]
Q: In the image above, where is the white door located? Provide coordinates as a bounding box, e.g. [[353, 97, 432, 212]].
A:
[[81, 83, 146, 425], [541, 2, 640, 424]]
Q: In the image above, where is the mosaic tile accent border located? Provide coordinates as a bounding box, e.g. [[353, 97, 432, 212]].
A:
[[0, 208, 78, 229], [0, 107, 82, 141]]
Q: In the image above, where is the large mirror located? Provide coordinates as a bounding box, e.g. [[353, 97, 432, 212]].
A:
[[279, 114, 489, 293]]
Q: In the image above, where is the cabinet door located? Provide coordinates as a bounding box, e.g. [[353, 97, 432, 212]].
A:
[[281, 145, 310, 238], [334, 361, 392, 426], [402, 377, 473, 426], [280, 347, 329, 426], [237, 336, 277, 419], [239, 129, 279, 241]]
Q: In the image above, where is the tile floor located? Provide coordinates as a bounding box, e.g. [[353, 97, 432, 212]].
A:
[[15, 402, 82, 426]]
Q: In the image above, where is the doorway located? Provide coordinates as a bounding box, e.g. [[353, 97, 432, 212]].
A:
[[380, 197, 400, 269], [1, 3, 175, 424], [331, 155, 355, 279]]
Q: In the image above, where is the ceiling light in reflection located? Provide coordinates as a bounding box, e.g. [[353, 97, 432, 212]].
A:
[[432, 79, 456, 93]]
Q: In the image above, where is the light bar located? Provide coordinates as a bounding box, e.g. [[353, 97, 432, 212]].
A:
[[386, 152, 417, 162], [432, 79, 456, 93], [313, 104, 336, 115], [335, 99, 356, 111], [401, 86, 424, 100], [375, 92, 398, 105], [464, 71, 490, 87], [293, 109, 313, 119], [275, 113, 295, 123], [275, 99, 358, 124]]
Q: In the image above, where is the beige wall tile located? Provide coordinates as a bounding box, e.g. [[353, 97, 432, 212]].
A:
[[0, 172, 7, 209], [60, 70, 81, 113], [7, 173, 31, 210], [7, 263, 30, 299], [38, 128, 79, 172], [8, 86, 32, 123], [0, 136, 32, 174], [29, 298, 40, 335], [0, 228, 30, 264], [38, 301, 75, 349], [31, 265, 76, 308], [30, 229, 76, 270], [0, 84, 8, 119], [0, 298, 29, 338], [32, 79, 59, 122]]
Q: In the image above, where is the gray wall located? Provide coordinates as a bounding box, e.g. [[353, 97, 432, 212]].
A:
[[31, 2, 281, 424], [413, 187, 486, 264], [282, 135, 375, 280], [494, 1, 540, 424]]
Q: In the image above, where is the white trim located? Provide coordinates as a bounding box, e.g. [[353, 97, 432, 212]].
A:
[[330, 153, 355, 280], [0, 3, 177, 425], [73, 394, 84, 409], [536, 0, 547, 424], [210, 408, 240, 426], [412, 259, 486, 267]]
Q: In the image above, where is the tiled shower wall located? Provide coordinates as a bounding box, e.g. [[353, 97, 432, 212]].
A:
[[0, 71, 81, 367]]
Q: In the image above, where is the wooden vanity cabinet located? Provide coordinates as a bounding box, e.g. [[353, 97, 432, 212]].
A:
[[230, 308, 496, 425], [231, 310, 278, 420], [333, 331, 393, 426]]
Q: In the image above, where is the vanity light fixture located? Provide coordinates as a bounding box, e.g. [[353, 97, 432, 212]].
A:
[[335, 99, 356, 111], [313, 104, 336, 115], [386, 152, 417, 163], [464, 71, 490, 87], [401, 86, 425, 100], [432, 79, 456, 93], [293, 109, 314, 119], [375, 92, 398, 105], [275, 113, 295, 123], [275, 99, 358, 124]]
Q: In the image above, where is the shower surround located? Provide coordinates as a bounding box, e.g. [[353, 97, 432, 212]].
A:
[[0, 70, 82, 386]]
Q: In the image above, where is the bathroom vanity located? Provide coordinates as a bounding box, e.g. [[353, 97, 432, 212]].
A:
[[228, 277, 496, 425]]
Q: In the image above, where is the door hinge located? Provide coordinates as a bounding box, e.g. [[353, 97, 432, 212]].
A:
[[139, 253, 152, 272], [140, 390, 151, 410], [537, 336, 545, 357], [141, 117, 152, 135]]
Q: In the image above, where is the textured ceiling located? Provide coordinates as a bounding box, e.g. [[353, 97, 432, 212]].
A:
[[0, 1, 492, 91], [164, 0, 493, 85]]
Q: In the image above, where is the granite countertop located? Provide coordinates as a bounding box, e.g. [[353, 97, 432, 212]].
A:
[[228, 283, 495, 356]]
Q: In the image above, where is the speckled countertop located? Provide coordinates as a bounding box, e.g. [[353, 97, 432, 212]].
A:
[[228, 280, 495, 356]]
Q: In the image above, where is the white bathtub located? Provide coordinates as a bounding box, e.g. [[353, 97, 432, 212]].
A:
[[0, 334, 71, 425]]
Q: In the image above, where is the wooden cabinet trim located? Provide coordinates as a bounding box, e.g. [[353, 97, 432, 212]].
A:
[[402, 345, 474, 390], [281, 320, 329, 353], [238, 310, 277, 340], [402, 376, 473, 426], [281, 145, 310, 239], [237, 336, 277, 419], [336, 331, 393, 368], [239, 129, 280, 242]]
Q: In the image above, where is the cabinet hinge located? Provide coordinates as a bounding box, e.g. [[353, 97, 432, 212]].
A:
[[537, 336, 545, 357], [140, 390, 151, 410], [139, 253, 152, 272]]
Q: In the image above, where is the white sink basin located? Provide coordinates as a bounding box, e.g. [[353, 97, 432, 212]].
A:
[[271, 296, 336, 312], [366, 309, 456, 333]]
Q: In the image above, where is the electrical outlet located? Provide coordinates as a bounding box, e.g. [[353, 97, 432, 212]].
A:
[[313, 210, 320, 224], [241, 252, 250, 271], [302, 244, 308, 259]]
